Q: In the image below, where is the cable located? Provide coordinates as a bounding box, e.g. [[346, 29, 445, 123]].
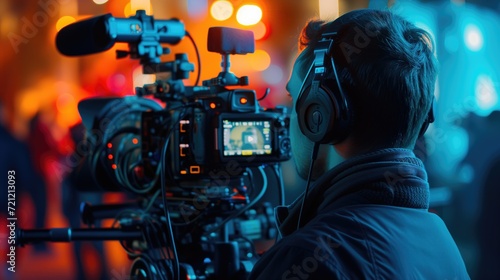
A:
[[158, 106, 190, 280], [111, 209, 143, 257], [203, 165, 268, 236], [185, 31, 201, 86], [144, 190, 161, 213], [245, 167, 255, 196], [144, 216, 170, 272], [257, 88, 270, 101], [296, 142, 320, 230], [273, 163, 285, 205], [160, 131, 179, 280]]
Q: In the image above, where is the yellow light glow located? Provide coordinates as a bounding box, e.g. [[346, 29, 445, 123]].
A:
[[55, 92, 80, 128], [133, 66, 155, 89], [236, 5, 262, 26], [211, 0, 233, 21], [124, 3, 132, 17], [19, 94, 40, 120], [131, 0, 152, 15], [248, 49, 271, 71], [1, 15, 17, 36], [56, 16, 76, 32], [319, 0, 339, 20], [125, 0, 152, 17]]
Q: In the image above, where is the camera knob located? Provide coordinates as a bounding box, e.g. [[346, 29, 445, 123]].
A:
[[280, 137, 291, 153]]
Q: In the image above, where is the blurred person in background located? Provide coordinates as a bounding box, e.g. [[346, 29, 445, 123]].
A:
[[0, 101, 48, 278]]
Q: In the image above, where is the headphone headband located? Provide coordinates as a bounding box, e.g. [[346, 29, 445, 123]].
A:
[[295, 32, 351, 144]]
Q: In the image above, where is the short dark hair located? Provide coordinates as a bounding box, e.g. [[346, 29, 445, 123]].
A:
[[297, 9, 438, 149]]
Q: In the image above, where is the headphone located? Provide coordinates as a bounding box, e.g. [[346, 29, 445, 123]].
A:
[[295, 32, 351, 145], [295, 33, 434, 145]]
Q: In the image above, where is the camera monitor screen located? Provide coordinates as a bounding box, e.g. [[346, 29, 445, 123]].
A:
[[222, 119, 272, 156]]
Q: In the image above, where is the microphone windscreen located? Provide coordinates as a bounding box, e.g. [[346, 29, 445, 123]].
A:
[[56, 14, 115, 56]]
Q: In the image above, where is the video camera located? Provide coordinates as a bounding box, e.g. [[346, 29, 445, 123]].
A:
[[17, 10, 291, 280]]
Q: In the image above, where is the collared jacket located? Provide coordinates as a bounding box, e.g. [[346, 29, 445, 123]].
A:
[[248, 148, 469, 279]]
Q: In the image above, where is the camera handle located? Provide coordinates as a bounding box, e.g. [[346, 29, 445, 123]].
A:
[[135, 53, 195, 99]]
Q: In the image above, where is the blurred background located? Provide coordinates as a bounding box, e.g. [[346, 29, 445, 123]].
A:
[[0, 0, 499, 279]]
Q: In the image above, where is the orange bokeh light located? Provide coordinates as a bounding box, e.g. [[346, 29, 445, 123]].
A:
[[252, 21, 268, 40], [248, 49, 271, 71]]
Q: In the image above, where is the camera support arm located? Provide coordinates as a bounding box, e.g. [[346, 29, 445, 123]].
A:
[[16, 228, 143, 246]]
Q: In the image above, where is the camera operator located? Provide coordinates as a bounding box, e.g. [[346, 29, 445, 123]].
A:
[[248, 9, 469, 279]]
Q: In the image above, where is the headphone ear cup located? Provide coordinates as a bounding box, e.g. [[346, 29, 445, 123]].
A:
[[297, 84, 340, 144]]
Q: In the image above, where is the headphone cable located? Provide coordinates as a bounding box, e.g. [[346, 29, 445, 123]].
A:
[[296, 142, 320, 230]]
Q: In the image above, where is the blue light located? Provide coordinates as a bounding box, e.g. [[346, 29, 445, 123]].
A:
[[475, 74, 498, 113], [188, 0, 208, 19], [444, 32, 459, 53], [446, 127, 469, 163], [262, 64, 284, 85], [464, 23, 483, 51]]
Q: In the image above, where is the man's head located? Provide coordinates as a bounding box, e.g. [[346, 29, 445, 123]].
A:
[[287, 9, 438, 177]]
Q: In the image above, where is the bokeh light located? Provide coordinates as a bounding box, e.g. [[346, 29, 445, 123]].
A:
[[247, 21, 268, 40], [56, 16, 76, 32], [107, 73, 127, 93], [188, 0, 208, 19], [125, 0, 153, 17], [464, 23, 483, 51], [446, 127, 469, 162], [93, 0, 109, 5], [319, 0, 339, 19], [475, 75, 498, 111], [210, 0, 233, 21], [236, 5, 262, 26], [133, 66, 155, 89], [262, 64, 284, 85], [56, 92, 80, 128], [19, 92, 40, 119], [124, 3, 133, 17], [248, 49, 271, 71]]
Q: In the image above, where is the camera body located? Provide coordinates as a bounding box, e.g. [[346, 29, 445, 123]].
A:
[[141, 88, 291, 180]]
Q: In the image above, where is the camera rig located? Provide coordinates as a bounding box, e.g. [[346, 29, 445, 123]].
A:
[[17, 10, 291, 280]]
